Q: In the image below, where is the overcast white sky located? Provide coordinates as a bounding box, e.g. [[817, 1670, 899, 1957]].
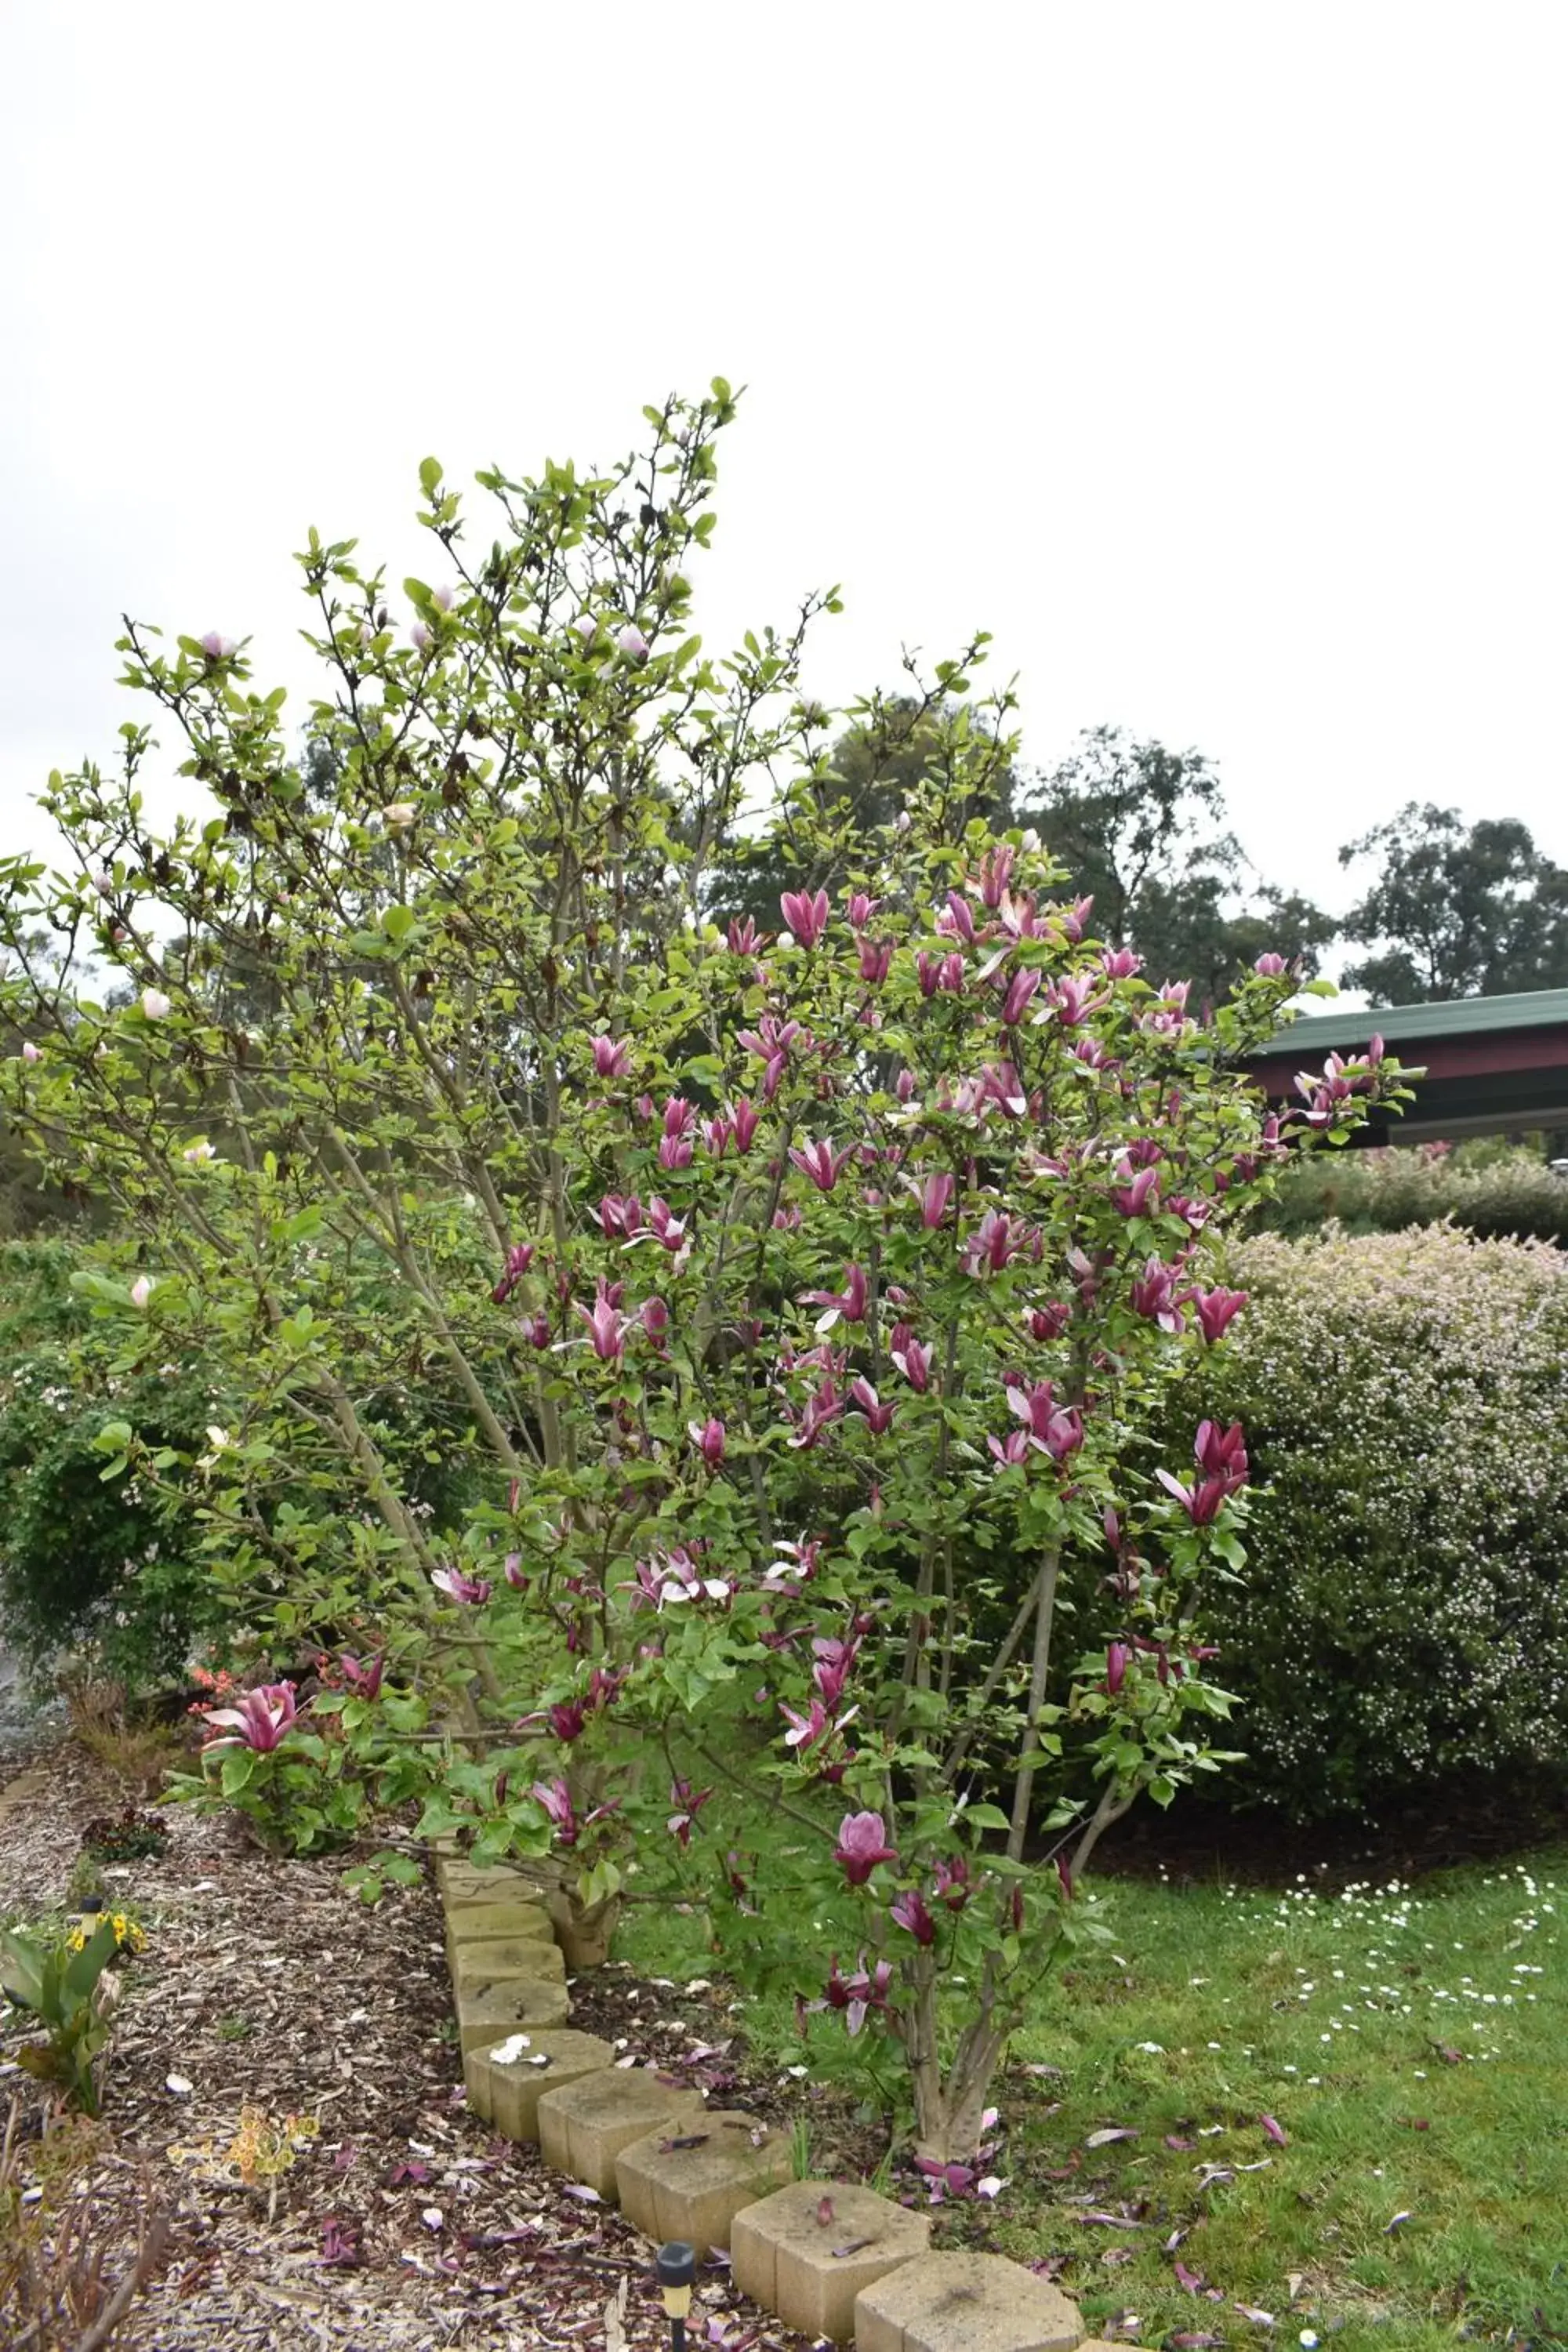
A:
[[2, 3, 1564, 967]]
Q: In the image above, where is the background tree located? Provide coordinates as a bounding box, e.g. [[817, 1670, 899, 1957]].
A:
[[1338, 803, 1568, 1004], [712, 680, 1018, 933], [1013, 728, 1338, 1000]]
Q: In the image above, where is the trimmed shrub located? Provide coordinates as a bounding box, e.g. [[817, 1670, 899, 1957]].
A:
[[1179, 1223, 1568, 1817], [1262, 1144, 1568, 1247]]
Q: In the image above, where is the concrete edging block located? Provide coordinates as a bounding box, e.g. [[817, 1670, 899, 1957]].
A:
[[535, 2067, 705, 2201], [730, 2179, 931, 2347], [614, 2109, 794, 2259], [463, 2028, 617, 2142], [854, 2250, 1084, 2351]]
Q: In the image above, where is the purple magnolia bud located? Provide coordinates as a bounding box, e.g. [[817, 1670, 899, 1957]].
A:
[[1192, 1286, 1248, 1343], [731, 1099, 760, 1152], [411, 622, 433, 652], [639, 1295, 670, 1346], [896, 1068, 916, 1102], [503, 1552, 528, 1588], [617, 623, 649, 661], [432, 584, 454, 612], [93, 869, 114, 898], [779, 887, 830, 949], [833, 1810, 897, 1886], [140, 987, 171, 1021], [689, 1416, 727, 1469], [130, 1275, 154, 1308], [573, 612, 597, 645], [918, 1171, 954, 1228], [591, 1034, 631, 1078], [1105, 1641, 1131, 1696], [891, 1887, 937, 1946], [20, 1040, 40, 1064]]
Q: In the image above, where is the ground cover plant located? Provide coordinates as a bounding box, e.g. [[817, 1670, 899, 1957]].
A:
[[0, 384, 1408, 2158]]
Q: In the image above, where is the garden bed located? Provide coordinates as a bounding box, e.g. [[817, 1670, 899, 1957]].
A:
[[1, 1736, 820, 2350]]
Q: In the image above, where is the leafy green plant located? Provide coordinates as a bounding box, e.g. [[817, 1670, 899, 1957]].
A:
[[1261, 1142, 1568, 1247], [0, 1920, 122, 2114], [0, 387, 1406, 2158], [81, 1805, 170, 1864]]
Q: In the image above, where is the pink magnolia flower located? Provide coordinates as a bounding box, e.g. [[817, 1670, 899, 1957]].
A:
[[548, 1699, 587, 1743], [779, 887, 829, 949], [1000, 966, 1042, 1027], [431, 1565, 493, 1605], [786, 1374, 843, 1450], [521, 1312, 552, 1348], [532, 1778, 579, 1843], [766, 1537, 825, 1586], [575, 1294, 628, 1363], [590, 1034, 632, 1078], [638, 1296, 669, 1346], [1054, 893, 1094, 942], [802, 1261, 868, 1329], [811, 1635, 859, 1709], [780, 1697, 852, 1753], [688, 1416, 727, 1469], [934, 1855, 972, 1911], [856, 934, 893, 984], [963, 1208, 1021, 1276], [988, 1428, 1032, 1469], [939, 889, 976, 946], [503, 1552, 528, 1589], [666, 1780, 714, 1848], [492, 1241, 535, 1304], [1005, 1380, 1085, 1461], [198, 631, 238, 660], [644, 1197, 687, 1252], [912, 1171, 954, 1227], [891, 1887, 937, 1946], [726, 915, 762, 956], [889, 1322, 931, 1392], [975, 844, 1014, 907], [598, 1192, 643, 1240], [336, 1652, 384, 1700], [834, 1810, 897, 1886], [140, 987, 172, 1021], [731, 1098, 760, 1152], [410, 620, 433, 652], [1101, 945, 1143, 979], [617, 623, 649, 661], [1025, 1301, 1071, 1342], [20, 1040, 41, 1064], [129, 1273, 154, 1310], [850, 1377, 895, 1435], [789, 1138, 851, 1193], [1196, 1418, 1249, 1490], [1131, 1257, 1187, 1333], [572, 612, 597, 645], [814, 1954, 892, 2036], [1105, 1641, 1131, 1697], [1254, 952, 1289, 977], [1192, 1286, 1247, 1342], [703, 1113, 734, 1159], [202, 1681, 298, 1753], [844, 889, 880, 927], [1112, 1163, 1160, 1218]]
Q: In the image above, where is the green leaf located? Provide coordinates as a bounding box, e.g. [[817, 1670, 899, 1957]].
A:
[[63, 1918, 121, 2002], [419, 457, 444, 498]]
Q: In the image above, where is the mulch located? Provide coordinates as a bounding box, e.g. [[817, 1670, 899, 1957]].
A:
[[0, 1738, 823, 2350]]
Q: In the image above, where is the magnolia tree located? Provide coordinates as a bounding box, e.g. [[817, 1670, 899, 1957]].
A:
[[0, 387, 1406, 2158]]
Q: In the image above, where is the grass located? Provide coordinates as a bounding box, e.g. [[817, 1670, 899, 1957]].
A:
[[618, 1849, 1568, 2348]]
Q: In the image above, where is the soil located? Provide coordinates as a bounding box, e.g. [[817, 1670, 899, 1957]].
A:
[[1, 1737, 826, 2350]]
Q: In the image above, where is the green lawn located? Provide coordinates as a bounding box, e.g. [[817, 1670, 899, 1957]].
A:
[[618, 1849, 1568, 2348]]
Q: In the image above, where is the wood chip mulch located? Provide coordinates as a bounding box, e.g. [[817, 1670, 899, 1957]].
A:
[[1, 1737, 821, 2350]]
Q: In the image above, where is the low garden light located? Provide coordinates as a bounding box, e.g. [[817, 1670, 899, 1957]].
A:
[[655, 2240, 695, 2349]]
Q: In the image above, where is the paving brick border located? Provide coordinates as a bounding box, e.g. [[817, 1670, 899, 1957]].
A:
[[433, 1846, 1088, 2348]]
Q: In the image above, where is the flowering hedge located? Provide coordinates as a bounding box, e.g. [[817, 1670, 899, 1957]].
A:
[[1181, 1223, 1568, 1817]]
